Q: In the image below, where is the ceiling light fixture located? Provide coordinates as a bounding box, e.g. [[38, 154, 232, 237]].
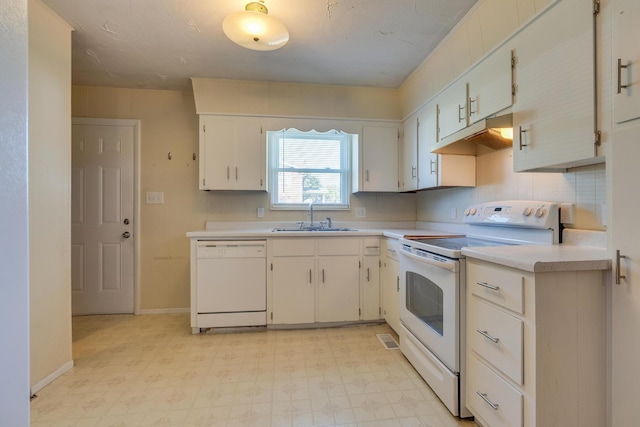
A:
[[222, 1, 289, 51]]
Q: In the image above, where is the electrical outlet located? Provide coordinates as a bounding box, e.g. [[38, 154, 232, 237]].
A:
[[560, 203, 575, 224], [257, 207, 264, 218], [145, 191, 164, 204], [355, 207, 366, 218], [450, 207, 457, 220]]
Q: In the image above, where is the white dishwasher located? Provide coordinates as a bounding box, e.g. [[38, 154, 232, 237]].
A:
[[193, 240, 266, 333]]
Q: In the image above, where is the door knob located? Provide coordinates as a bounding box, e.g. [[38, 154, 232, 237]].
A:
[[122, 231, 131, 239], [124, 218, 130, 225]]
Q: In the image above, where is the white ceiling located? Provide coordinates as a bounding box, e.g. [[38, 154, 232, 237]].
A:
[[41, 0, 478, 91]]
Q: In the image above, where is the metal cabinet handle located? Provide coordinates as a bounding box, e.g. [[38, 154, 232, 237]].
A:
[[322, 269, 325, 283], [365, 170, 370, 182], [469, 98, 476, 116], [477, 329, 500, 343], [122, 231, 131, 239], [396, 276, 399, 292], [226, 166, 230, 180], [616, 249, 627, 285], [412, 166, 417, 178], [367, 267, 370, 282], [519, 126, 528, 150], [235, 167, 238, 180], [430, 159, 437, 175], [476, 281, 500, 291], [458, 104, 465, 123], [476, 391, 499, 410], [617, 58, 629, 94], [309, 269, 312, 284]]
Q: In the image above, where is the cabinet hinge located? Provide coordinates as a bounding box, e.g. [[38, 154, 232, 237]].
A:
[[593, 0, 600, 15], [202, 124, 206, 132], [594, 130, 602, 147]]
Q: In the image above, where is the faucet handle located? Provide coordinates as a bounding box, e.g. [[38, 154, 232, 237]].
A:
[[326, 217, 333, 228]]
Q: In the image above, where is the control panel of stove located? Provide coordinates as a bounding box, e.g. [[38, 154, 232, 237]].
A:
[[463, 200, 559, 229]]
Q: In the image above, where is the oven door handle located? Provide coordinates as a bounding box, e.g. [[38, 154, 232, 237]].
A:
[[400, 249, 458, 272]]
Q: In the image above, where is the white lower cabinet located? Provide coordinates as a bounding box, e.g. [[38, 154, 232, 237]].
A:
[[381, 237, 400, 332], [465, 258, 606, 427], [269, 237, 380, 325]]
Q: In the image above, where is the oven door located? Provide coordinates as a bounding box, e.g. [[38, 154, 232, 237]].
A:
[[399, 247, 460, 372]]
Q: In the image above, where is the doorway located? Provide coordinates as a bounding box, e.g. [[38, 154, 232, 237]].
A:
[[71, 118, 140, 315]]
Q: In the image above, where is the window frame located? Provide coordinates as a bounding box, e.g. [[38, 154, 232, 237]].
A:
[[267, 128, 351, 210]]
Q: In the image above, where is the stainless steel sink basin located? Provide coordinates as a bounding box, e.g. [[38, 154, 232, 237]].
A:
[[272, 227, 357, 232]]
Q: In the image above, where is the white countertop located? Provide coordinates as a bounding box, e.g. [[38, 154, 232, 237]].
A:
[[462, 244, 611, 273], [185, 227, 455, 239]]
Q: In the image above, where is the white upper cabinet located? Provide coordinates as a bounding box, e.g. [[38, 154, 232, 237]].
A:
[[437, 78, 469, 141], [418, 102, 476, 189], [512, 0, 600, 172], [353, 124, 400, 192], [467, 45, 514, 125], [199, 115, 266, 190], [402, 114, 418, 191], [613, 0, 640, 124]]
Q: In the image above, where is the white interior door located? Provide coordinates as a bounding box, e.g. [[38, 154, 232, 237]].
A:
[[71, 121, 135, 314], [611, 124, 640, 426]]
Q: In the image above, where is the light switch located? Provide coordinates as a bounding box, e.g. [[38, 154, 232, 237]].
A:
[[355, 207, 366, 218], [145, 192, 164, 204]]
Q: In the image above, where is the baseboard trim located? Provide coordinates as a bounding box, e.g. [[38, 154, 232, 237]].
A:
[[30, 359, 74, 396], [137, 308, 190, 315]]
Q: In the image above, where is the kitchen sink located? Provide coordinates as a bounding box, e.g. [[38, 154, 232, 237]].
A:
[[272, 227, 357, 232]]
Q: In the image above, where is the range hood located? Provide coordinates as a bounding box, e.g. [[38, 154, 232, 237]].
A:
[[430, 113, 513, 155]]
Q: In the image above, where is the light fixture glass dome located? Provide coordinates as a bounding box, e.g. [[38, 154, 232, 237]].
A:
[[223, 2, 289, 51]]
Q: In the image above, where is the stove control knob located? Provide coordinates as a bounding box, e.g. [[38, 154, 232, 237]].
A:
[[470, 208, 477, 215], [523, 207, 533, 217], [464, 209, 470, 216], [535, 207, 546, 218]]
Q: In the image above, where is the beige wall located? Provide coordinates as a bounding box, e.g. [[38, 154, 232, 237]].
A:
[[72, 86, 416, 310], [29, 0, 73, 390]]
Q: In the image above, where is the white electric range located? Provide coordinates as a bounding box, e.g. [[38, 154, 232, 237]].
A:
[[397, 200, 560, 418]]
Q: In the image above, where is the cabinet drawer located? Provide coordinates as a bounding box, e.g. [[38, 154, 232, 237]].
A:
[[467, 354, 523, 427], [468, 297, 523, 384], [271, 238, 315, 256], [467, 260, 525, 314], [317, 238, 360, 255]]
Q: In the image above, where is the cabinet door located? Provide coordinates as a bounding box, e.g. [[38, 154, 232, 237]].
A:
[[317, 255, 360, 322], [200, 115, 235, 190], [613, 0, 640, 124], [361, 255, 380, 321], [360, 125, 399, 192], [417, 103, 439, 189], [381, 239, 400, 333], [271, 256, 315, 324], [437, 79, 468, 140], [512, 0, 595, 172], [199, 115, 266, 190], [234, 117, 266, 190], [402, 114, 418, 191], [468, 45, 513, 124]]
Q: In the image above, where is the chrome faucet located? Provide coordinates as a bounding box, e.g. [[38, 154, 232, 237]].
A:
[[326, 217, 332, 229], [308, 201, 314, 226]]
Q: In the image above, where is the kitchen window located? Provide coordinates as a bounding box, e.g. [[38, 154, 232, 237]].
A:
[[268, 128, 351, 210]]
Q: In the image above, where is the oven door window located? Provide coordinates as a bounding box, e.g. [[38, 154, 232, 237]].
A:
[[406, 271, 444, 336]]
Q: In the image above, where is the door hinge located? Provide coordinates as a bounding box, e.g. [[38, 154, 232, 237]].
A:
[[594, 130, 602, 147], [593, 0, 600, 15]]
